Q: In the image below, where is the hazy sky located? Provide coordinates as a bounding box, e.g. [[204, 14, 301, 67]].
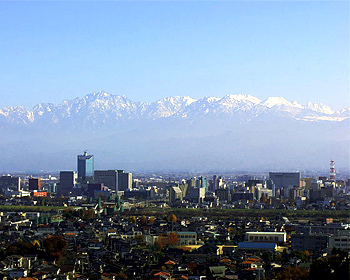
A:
[[0, 1, 348, 110]]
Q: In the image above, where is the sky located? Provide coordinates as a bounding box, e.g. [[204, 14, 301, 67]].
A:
[[0, 1, 348, 110]]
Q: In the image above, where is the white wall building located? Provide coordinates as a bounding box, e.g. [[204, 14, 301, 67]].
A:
[[245, 232, 286, 244]]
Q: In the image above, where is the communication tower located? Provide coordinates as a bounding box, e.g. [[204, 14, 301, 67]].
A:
[[330, 160, 336, 181]]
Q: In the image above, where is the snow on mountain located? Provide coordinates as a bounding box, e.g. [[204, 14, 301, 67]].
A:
[[0, 106, 34, 125], [175, 96, 221, 118], [144, 96, 196, 118], [214, 94, 261, 113], [0, 91, 348, 127], [306, 102, 334, 115], [261, 97, 293, 108]]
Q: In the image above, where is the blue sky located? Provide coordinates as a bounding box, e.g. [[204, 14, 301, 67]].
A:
[[0, 1, 348, 110]]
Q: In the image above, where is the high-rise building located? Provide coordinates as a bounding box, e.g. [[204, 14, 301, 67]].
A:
[[94, 170, 118, 191], [77, 151, 94, 182], [87, 183, 103, 197], [0, 175, 21, 191], [117, 170, 132, 191], [29, 178, 41, 191], [59, 171, 77, 195], [269, 172, 300, 197], [195, 177, 208, 190]]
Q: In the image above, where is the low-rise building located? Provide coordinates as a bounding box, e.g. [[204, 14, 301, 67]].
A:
[[245, 232, 286, 244], [329, 230, 350, 251]]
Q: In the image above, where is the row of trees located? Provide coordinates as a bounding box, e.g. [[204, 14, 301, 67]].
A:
[[0, 235, 67, 262], [62, 208, 96, 220]]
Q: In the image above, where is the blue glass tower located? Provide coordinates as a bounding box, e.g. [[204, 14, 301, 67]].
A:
[[77, 150, 94, 182]]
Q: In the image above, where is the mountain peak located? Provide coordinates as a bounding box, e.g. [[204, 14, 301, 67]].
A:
[[221, 94, 261, 104], [306, 102, 334, 115], [262, 97, 293, 108], [0, 91, 347, 126]]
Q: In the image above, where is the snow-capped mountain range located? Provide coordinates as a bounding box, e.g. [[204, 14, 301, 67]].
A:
[[0, 91, 348, 172], [0, 91, 348, 126]]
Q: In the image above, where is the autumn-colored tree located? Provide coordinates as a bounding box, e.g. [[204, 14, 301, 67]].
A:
[[168, 214, 177, 223], [168, 214, 177, 231], [32, 240, 40, 248], [309, 253, 350, 280], [134, 234, 146, 246], [140, 215, 147, 225], [130, 216, 137, 224], [275, 266, 309, 280], [169, 232, 178, 245], [116, 272, 128, 279], [80, 209, 95, 220], [6, 241, 39, 256], [149, 216, 156, 225], [227, 227, 237, 235], [43, 235, 67, 260], [155, 240, 165, 250], [295, 250, 311, 262]]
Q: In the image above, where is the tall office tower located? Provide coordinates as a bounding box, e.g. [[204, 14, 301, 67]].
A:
[[187, 178, 196, 188], [59, 171, 77, 195], [77, 150, 94, 182], [266, 179, 276, 197], [209, 175, 223, 191], [29, 178, 41, 191], [0, 175, 21, 191], [188, 187, 206, 204], [195, 177, 208, 190], [94, 170, 118, 191], [269, 172, 300, 197], [211, 175, 217, 191], [117, 170, 132, 191]]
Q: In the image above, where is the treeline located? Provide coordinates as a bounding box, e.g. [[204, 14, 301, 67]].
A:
[[0, 235, 67, 262], [0, 205, 64, 212], [128, 208, 350, 222]]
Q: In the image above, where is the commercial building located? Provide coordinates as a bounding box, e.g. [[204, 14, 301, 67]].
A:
[[329, 230, 350, 251], [269, 172, 300, 198], [77, 151, 94, 182], [245, 232, 286, 244], [87, 183, 103, 197], [188, 187, 205, 203], [0, 175, 21, 191], [94, 170, 118, 191], [28, 178, 41, 191], [169, 186, 183, 205], [117, 170, 132, 191], [59, 171, 77, 196], [175, 231, 197, 245], [215, 188, 231, 203], [291, 233, 329, 251], [32, 190, 48, 197]]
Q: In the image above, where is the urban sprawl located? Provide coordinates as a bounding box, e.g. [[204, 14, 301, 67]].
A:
[[0, 152, 349, 280]]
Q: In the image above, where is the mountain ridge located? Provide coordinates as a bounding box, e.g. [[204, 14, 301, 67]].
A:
[[0, 91, 348, 172], [0, 91, 348, 126]]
